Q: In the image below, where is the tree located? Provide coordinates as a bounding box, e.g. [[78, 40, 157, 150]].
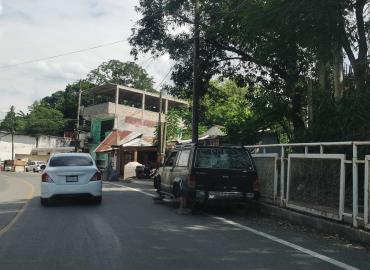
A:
[[154, 109, 182, 145], [24, 102, 66, 136], [202, 81, 255, 143], [41, 80, 96, 131], [130, 0, 370, 142], [87, 60, 155, 92], [0, 106, 16, 133], [130, 0, 314, 141]]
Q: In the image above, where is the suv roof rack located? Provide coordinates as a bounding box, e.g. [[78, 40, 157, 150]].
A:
[[174, 142, 245, 150], [174, 143, 197, 149]]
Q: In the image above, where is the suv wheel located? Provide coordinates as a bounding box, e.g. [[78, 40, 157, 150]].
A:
[[154, 176, 161, 190], [40, 198, 49, 206], [92, 196, 102, 205], [173, 184, 180, 198]]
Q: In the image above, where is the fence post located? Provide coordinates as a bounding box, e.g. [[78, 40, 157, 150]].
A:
[[320, 145, 324, 154], [280, 146, 285, 206], [353, 143, 358, 227], [364, 156, 369, 228], [305, 146, 308, 154]]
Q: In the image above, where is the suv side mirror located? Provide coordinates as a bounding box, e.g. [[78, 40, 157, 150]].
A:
[[40, 165, 46, 170]]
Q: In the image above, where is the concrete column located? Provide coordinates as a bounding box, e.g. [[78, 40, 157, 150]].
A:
[[142, 93, 146, 110], [164, 99, 168, 114], [141, 93, 146, 132], [114, 86, 119, 129], [133, 150, 138, 162]]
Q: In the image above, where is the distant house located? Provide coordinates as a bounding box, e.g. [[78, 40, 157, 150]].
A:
[[175, 125, 227, 146]]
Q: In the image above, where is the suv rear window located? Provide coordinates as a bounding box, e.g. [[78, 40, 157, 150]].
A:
[[195, 148, 253, 170], [49, 156, 93, 167]]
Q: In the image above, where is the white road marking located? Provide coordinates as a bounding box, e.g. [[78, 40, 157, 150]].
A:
[[211, 216, 359, 270], [108, 181, 360, 270], [0, 210, 20, 215], [103, 182, 156, 198]]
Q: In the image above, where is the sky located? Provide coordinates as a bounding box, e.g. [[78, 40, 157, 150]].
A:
[[0, 0, 172, 119]]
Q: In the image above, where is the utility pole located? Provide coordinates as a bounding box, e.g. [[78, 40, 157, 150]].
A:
[[75, 81, 82, 152], [10, 106, 15, 160], [158, 90, 163, 163], [192, 0, 200, 143]]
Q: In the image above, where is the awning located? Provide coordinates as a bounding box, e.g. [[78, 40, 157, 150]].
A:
[[117, 131, 152, 147], [94, 130, 132, 153], [121, 137, 153, 147], [95, 130, 154, 153]]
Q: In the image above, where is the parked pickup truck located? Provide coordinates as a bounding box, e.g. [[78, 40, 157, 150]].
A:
[[154, 144, 259, 206]]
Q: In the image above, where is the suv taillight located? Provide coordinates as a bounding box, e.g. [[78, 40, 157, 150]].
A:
[[41, 173, 53, 183], [187, 175, 196, 189], [90, 171, 102, 181]]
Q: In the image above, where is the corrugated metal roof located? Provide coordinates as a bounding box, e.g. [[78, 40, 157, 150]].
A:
[[94, 130, 132, 153]]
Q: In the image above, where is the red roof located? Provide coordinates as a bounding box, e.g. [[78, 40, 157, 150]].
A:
[[95, 130, 132, 153]]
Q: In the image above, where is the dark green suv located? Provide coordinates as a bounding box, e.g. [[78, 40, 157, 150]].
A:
[[154, 144, 260, 204]]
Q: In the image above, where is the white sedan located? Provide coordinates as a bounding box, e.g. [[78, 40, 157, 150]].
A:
[[40, 153, 102, 206]]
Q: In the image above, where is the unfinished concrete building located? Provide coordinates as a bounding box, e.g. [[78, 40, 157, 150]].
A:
[[82, 83, 187, 169]]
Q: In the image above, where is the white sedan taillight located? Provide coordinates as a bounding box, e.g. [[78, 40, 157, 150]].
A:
[[90, 171, 102, 181], [41, 172, 54, 183]]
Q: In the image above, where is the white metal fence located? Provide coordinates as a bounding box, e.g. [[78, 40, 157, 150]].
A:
[[252, 154, 279, 203], [245, 141, 370, 228]]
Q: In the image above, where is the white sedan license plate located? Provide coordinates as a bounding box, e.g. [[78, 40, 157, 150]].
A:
[[66, 176, 78, 182]]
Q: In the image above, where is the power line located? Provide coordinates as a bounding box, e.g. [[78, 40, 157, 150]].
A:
[[155, 65, 174, 90], [0, 1, 249, 71], [143, 55, 156, 70], [0, 39, 126, 70]]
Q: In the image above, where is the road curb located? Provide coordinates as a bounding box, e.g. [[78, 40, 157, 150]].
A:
[[258, 202, 370, 247]]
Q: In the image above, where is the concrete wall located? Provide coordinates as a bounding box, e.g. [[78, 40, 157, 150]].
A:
[[83, 102, 164, 140], [0, 134, 36, 161], [116, 105, 163, 139], [0, 133, 71, 161], [82, 102, 115, 120], [38, 135, 72, 148]]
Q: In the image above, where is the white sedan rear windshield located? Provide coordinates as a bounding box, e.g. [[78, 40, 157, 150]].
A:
[[195, 148, 253, 170], [49, 156, 93, 167]]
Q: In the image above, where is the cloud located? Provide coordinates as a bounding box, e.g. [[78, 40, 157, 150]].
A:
[[0, 0, 171, 119], [33, 61, 89, 81]]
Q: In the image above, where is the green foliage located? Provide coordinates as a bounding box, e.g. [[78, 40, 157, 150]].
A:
[[173, 108, 208, 141], [22, 102, 65, 136], [41, 80, 95, 131], [165, 109, 183, 141], [203, 81, 251, 125], [87, 60, 155, 92], [39, 60, 156, 133], [0, 106, 29, 135], [0, 106, 16, 133], [130, 0, 370, 142], [130, 0, 313, 141], [307, 86, 370, 141]]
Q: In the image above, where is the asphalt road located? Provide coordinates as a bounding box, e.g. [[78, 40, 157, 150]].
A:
[[1, 172, 370, 270]]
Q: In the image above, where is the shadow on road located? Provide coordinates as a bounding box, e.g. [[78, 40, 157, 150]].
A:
[[39, 196, 101, 207]]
